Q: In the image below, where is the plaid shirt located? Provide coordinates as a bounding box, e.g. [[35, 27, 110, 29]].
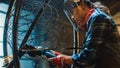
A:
[[72, 8, 120, 68]]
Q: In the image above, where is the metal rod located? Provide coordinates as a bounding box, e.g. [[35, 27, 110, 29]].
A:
[[12, 0, 23, 68], [19, 0, 50, 49], [63, 10, 78, 68], [19, 6, 43, 49], [3, 0, 16, 57], [63, 10, 78, 54]]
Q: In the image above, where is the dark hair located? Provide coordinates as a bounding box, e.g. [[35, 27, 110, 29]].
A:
[[82, 0, 94, 8], [67, 0, 93, 13], [69, 0, 93, 9]]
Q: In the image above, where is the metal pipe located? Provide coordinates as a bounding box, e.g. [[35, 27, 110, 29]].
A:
[[63, 10, 78, 54], [3, 0, 16, 57], [63, 10, 78, 68], [11, 0, 23, 68], [19, 0, 50, 50]]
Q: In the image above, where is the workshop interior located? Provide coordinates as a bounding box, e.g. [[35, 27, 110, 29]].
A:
[[0, 0, 120, 68]]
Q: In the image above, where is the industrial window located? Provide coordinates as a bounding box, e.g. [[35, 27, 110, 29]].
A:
[[0, 3, 8, 56]]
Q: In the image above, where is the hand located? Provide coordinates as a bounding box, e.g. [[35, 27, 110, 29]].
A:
[[48, 54, 73, 68], [48, 54, 65, 67]]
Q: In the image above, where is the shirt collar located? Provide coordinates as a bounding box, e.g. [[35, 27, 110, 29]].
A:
[[84, 8, 94, 31], [85, 8, 94, 22]]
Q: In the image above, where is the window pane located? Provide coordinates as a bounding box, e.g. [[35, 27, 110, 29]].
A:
[[0, 3, 8, 12], [0, 13, 6, 26], [0, 28, 3, 42]]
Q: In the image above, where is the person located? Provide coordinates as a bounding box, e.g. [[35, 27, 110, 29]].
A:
[[48, 0, 120, 68]]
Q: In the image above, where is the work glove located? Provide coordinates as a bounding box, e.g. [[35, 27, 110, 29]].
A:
[[20, 44, 67, 68], [48, 54, 66, 68]]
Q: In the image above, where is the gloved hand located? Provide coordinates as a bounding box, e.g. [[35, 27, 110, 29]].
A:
[[48, 54, 66, 68], [47, 51, 74, 68]]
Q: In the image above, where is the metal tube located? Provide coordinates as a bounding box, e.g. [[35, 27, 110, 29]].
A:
[[3, 0, 16, 57], [12, 0, 23, 68], [63, 10, 78, 68], [19, 0, 50, 49]]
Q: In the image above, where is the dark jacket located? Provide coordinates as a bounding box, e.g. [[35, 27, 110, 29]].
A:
[[72, 8, 120, 68]]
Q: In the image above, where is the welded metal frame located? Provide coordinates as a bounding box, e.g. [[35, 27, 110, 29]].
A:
[[3, 0, 51, 68]]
